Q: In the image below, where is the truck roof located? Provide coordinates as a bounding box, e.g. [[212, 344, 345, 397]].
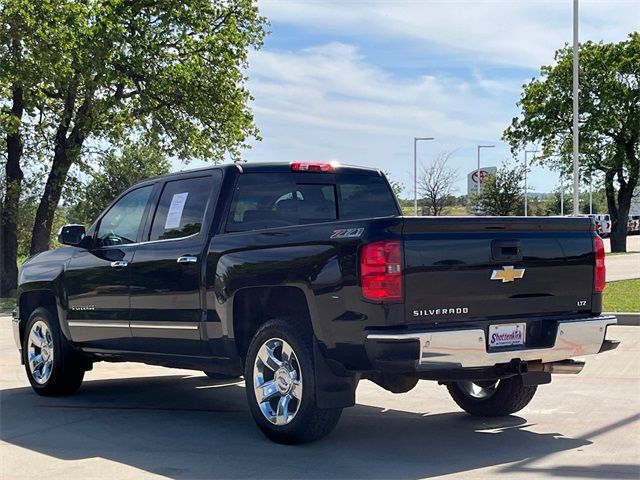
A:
[[150, 161, 383, 182]]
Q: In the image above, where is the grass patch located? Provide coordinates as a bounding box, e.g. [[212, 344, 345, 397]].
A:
[[0, 297, 16, 315], [603, 279, 640, 312]]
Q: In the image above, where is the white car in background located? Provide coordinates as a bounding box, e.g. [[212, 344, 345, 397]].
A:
[[587, 214, 604, 236]]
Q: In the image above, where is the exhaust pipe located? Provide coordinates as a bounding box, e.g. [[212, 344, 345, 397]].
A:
[[528, 359, 585, 374]]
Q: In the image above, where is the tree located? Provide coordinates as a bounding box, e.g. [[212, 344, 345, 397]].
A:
[[473, 163, 524, 216], [70, 142, 170, 226], [503, 33, 639, 252], [1, 0, 266, 294], [417, 151, 458, 216]]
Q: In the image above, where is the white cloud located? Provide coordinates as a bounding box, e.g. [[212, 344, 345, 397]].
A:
[[240, 41, 525, 194], [258, 0, 639, 69], [191, 1, 638, 196]]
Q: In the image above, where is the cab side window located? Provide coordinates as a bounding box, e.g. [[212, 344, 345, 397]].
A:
[[226, 174, 298, 232], [149, 176, 214, 241], [96, 186, 153, 247]]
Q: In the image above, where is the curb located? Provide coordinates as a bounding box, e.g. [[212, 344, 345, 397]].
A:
[[605, 312, 640, 326]]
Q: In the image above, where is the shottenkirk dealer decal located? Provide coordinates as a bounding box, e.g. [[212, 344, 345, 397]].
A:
[[330, 228, 364, 239]]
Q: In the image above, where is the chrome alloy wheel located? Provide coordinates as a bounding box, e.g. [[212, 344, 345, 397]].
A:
[[457, 380, 500, 399], [253, 338, 303, 426], [28, 320, 54, 385]]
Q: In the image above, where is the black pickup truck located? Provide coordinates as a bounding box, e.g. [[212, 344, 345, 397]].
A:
[[12, 162, 618, 444]]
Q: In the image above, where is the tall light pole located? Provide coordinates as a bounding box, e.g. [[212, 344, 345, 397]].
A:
[[476, 145, 495, 206], [572, 0, 580, 214], [524, 149, 538, 216], [414, 136, 435, 215], [589, 170, 593, 214], [560, 174, 565, 216]]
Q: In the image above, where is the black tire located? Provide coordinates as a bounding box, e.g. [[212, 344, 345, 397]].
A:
[[22, 307, 85, 396], [203, 371, 242, 380], [446, 376, 537, 417], [245, 317, 342, 444]]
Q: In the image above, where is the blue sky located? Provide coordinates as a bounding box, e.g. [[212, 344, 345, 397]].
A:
[[192, 0, 639, 197]]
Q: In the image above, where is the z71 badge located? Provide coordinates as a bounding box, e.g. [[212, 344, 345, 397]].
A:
[[330, 228, 364, 239]]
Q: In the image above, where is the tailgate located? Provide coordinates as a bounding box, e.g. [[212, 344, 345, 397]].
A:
[[402, 217, 595, 323]]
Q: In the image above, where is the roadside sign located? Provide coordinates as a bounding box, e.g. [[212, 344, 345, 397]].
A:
[[467, 167, 496, 196]]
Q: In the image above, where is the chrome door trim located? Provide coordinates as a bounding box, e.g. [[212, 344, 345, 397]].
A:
[[68, 320, 129, 328], [129, 322, 199, 330]]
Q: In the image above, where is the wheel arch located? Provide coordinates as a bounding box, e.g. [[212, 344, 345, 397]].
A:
[[232, 285, 312, 360], [18, 289, 64, 347]]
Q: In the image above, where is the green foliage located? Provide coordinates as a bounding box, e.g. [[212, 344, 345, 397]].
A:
[[1, 0, 268, 263], [1, 0, 267, 160], [0, 297, 16, 313], [503, 33, 639, 250], [69, 143, 170, 226], [472, 163, 525, 216]]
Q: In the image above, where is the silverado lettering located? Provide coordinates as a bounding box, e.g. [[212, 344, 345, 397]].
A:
[[11, 161, 619, 445], [413, 308, 469, 316]]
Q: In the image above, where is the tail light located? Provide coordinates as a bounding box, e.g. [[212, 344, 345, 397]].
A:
[[593, 234, 606, 292], [360, 240, 402, 300], [291, 162, 336, 173]]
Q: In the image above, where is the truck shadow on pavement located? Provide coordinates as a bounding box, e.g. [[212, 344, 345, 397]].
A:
[[0, 374, 635, 479]]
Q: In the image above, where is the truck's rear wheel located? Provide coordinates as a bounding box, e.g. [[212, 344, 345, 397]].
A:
[[23, 307, 85, 396], [245, 318, 342, 444], [446, 376, 537, 417]]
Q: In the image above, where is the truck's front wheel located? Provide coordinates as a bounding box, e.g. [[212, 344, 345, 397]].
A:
[[23, 307, 85, 396], [446, 376, 537, 417], [245, 318, 342, 444]]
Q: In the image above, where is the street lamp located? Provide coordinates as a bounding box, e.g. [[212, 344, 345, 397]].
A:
[[560, 173, 565, 216], [524, 149, 538, 216], [572, 0, 580, 215], [476, 144, 495, 197], [588, 170, 593, 214], [414, 136, 435, 215]]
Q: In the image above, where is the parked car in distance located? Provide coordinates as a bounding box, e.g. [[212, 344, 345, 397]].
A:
[[628, 215, 640, 235], [597, 214, 611, 237], [588, 214, 611, 237], [587, 215, 601, 235], [12, 162, 619, 444]]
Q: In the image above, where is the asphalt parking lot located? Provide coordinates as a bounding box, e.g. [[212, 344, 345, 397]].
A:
[[1, 317, 638, 480]]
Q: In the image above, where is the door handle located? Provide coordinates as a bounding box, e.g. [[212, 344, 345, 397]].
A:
[[110, 260, 129, 268], [177, 255, 198, 264]]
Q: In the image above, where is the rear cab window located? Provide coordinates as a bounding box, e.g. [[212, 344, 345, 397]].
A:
[[226, 171, 398, 232], [149, 174, 219, 241]]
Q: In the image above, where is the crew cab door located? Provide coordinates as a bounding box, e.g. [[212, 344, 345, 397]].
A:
[[128, 171, 222, 355], [66, 184, 155, 350]]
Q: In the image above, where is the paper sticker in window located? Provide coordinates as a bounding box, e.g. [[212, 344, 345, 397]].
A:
[[164, 192, 189, 229]]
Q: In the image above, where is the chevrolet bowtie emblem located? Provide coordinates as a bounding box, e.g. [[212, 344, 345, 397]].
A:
[[491, 266, 525, 283]]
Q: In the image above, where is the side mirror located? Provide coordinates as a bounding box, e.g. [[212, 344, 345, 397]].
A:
[[57, 224, 86, 246]]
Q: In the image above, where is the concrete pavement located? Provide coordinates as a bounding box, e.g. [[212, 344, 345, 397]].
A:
[[605, 253, 640, 282], [1, 315, 639, 479]]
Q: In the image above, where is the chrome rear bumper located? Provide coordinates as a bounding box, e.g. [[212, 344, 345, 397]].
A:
[[366, 315, 617, 370]]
